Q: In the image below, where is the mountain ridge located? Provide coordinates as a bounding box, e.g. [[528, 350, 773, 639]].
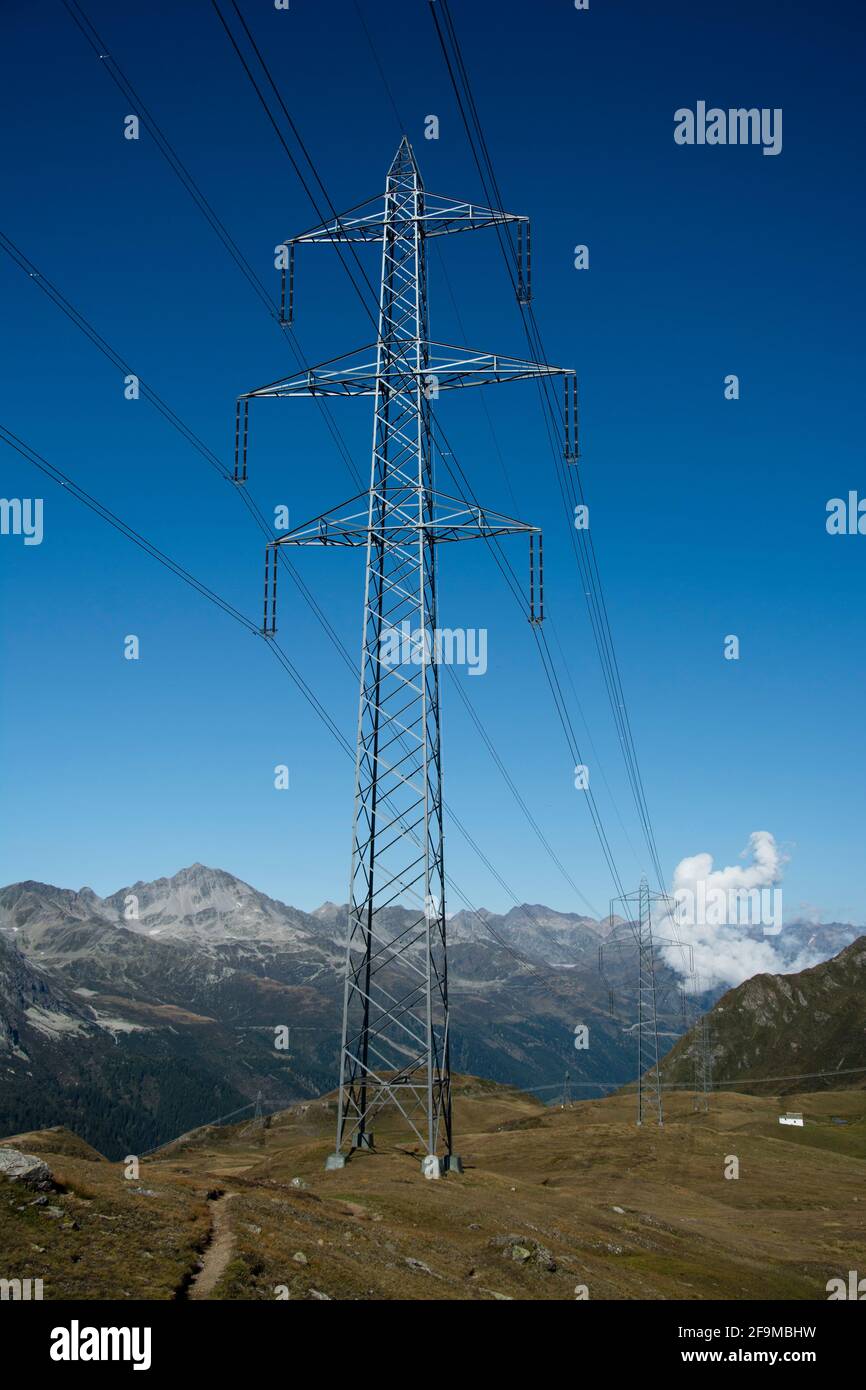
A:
[[661, 935, 866, 1094], [1, 863, 863, 1156]]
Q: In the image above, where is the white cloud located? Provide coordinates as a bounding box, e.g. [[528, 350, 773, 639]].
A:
[[658, 832, 821, 990]]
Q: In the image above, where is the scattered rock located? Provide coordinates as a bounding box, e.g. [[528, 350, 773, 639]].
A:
[[405, 1257, 433, 1275], [292, 1251, 308, 1265], [490, 1233, 525, 1249], [612, 1206, 626, 1215], [133, 1188, 158, 1197], [29, 1195, 49, 1207], [467, 1222, 481, 1230], [44, 1205, 64, 1219], [0, 1148, 53, 1190], [308, 1288, 331, 1300], [290, 1177, 308, 1190], [489, 1233, 556, 1272]]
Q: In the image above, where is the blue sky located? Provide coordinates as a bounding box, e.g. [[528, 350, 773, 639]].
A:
[[1, 0, 864, 922]]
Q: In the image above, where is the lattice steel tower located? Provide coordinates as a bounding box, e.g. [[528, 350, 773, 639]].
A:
[[234, 139, 573, 1176], [634, 878, 664, 1125], [601, 877, 689, 1127], [692, 972, 713, 1113]]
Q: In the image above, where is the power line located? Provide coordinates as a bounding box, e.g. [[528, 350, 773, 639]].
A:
[[351, 0, 405, 135], [445, 671, 599, 916], [61, 0, 363, 491], [63, 0, 659, 936], [345, 2, 632, 905], [0, 425, 256, 633], [5, 12, 710, 1127], [432, 237, 644, 877], [442, 0, 665, 884], [18, 4, 640, 998], [0, 229, 358, 681], [689, 1065, 866, 1089], [531, 1064, 866, 1094], [55, 0, 613, 928], [427, 0, 671, 900], [0, 424, 354, 752], [1, 221, 605, 947], [0, 222, 601, 996], [207, 0, 632, 913], [3, 422, 572, 1003]]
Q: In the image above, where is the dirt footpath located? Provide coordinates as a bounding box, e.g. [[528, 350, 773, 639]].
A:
[[189, 1193, 237, 1300]]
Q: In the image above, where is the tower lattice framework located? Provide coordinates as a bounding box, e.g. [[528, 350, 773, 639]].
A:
[[601, 877, 691, 1127], [235, 139, 574, 1173], [635, 877, 663, 1126], [692, 972, 713, 1112]]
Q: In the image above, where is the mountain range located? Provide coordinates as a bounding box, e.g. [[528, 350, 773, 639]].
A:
[[1, 864, 862, 1156]]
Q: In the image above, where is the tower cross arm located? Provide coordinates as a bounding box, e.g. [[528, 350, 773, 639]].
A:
[[413, 192, 528, 238], [241, 343, 574, 399], [270, 489, 540, 548], [286, 195, 391, 244], [280, 193, 527, 247]]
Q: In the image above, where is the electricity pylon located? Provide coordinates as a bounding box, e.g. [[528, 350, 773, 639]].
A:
[[240, 1089, 264, 1136], [692, 973, 712, 1112], [601, 878, 690, 1127], [235, 139, 574, 1176]]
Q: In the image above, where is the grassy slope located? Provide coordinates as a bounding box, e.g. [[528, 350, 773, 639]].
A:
[[661, 937, 866, 1094], [1, 1077, 864, 1301]]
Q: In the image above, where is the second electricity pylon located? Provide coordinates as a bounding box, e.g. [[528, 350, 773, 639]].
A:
[[601, 878, 690, 1127], [691, 973, 713, 1113], [235, 140, 574, 1176], [240, 1089, 264, 1137]]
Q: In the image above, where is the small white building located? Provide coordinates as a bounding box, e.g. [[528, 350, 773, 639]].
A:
[[779, 1112, 804, 1127]]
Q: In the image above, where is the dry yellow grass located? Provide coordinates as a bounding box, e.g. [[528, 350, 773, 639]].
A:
[[2, 1078, 863, 1300]]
